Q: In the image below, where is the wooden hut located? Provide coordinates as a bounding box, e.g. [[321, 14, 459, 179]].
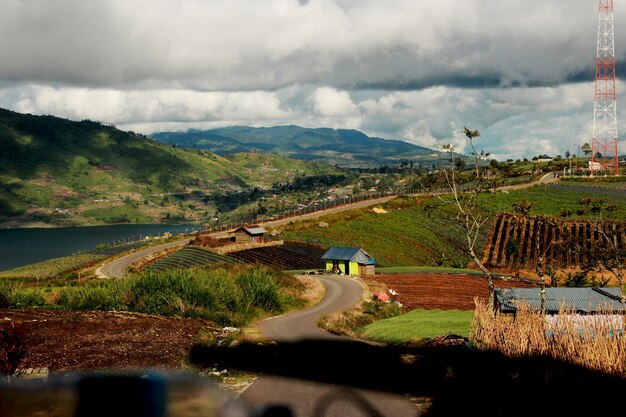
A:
[[231, 224, 267, 243]]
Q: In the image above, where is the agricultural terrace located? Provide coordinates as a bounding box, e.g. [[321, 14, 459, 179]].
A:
[[477, 178, 626, 221], [143, 242, 326, 272], [277, 196, 477, 268], [227, 241, 326, 270], [142, 246, 241, 272], [485, 213, 626, 272], [276, 179, 626, 271]]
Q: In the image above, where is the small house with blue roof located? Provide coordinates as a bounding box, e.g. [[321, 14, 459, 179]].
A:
[[321, 246, 375, 276]]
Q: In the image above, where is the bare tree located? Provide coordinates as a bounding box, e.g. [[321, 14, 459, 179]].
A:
[[425, 128, 495, 307], [585, 202, 625, 302], [531, 215, 563, 311]]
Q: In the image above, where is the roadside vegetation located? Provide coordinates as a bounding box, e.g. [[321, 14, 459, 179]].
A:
[[0, 265, 305, 326], [470, 299, 626, 377], [363, 309, 474, 343], [0, 253, 106, 280]]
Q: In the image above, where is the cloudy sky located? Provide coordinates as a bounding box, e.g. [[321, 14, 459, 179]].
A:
[[1, 0, 624, 160]]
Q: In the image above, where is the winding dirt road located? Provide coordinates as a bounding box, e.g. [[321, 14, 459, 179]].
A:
[[95, 238, 191, 278]]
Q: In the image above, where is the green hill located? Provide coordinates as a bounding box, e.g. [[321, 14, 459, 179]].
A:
[[150, 125, 440, 168], [275, 196, 479, 268], [0, 108, 341, 227], [275, 180, 626, 269]]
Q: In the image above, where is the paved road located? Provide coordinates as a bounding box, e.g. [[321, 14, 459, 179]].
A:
[[240, 276, 421, 417], [498, 172, 560, 192], [258, 276, 363, 342], [95, 238, 190, 278], [96, 196, 395, 278]]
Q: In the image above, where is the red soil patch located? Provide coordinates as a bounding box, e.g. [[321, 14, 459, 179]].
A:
[[1, 309, 217, 372], [371, 273, 538, 311]]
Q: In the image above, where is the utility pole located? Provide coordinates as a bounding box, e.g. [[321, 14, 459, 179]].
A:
[[592, 0, 620, 176]]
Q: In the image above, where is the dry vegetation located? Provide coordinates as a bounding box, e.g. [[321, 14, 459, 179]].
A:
[[470, 298, 626, 377]]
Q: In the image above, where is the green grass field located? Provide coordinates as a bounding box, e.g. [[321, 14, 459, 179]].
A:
[[279, 196, 480, 268], [363, 309, 475, 343], [479, 180, 626, 220], [278, 178, 626, 270]]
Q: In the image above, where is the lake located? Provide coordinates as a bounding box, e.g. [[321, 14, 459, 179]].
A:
[[0, 224, 204, 272]]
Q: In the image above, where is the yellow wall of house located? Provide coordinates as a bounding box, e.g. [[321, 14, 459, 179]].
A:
[[325, 260, 360, 276]]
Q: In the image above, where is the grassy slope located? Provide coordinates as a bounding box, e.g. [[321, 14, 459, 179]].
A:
[[363, 309, 475, 342], [478, 179, 626, 220], [278, 196, 480, 268], [278, 178, 626, 269]]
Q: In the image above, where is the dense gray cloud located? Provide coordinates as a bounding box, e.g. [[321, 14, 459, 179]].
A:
[[0, 0, 623, 159]]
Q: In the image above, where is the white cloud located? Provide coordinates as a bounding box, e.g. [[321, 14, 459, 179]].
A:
[[0, 0, 623, 160], [0, 0, 609, 90], [2, 85, 291, 128], [312, 87, 358, 117]]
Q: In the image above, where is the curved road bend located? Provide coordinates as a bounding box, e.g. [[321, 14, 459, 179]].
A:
[[241, 276, 421, 417], [95, 238, 190, 278]]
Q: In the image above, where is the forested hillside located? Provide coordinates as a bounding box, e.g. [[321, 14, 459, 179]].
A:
[[0, 108, 341, 226]]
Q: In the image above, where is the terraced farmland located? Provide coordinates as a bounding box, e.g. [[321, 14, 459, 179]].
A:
[[484, 213, 626, 271], [142, 246, 241, 272], [228, 241, 327, 270]]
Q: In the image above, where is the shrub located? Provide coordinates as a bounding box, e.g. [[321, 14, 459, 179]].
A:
[[12, 289, 46, 307], [363, 298, 403, 320], [0, 322, 25, 377], [57, 286, 121, 311], [127, 270, 186, 315], [236, 268, 282, 312], [0, 281, 18, 308]]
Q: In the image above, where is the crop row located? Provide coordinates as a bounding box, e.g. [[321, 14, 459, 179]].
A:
[[484, 213, 626, 271], [144, 246, 241, 272], [228, 242, 326, 270]]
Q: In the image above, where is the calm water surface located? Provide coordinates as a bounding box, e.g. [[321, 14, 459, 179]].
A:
[[0, 224, 203, 272]]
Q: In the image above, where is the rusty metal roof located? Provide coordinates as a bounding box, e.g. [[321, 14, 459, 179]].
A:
[[236, 225, 266, 235]]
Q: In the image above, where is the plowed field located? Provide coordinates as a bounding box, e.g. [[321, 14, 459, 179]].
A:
[[3, 273, 536, 374], [372, 273, 538, 311]]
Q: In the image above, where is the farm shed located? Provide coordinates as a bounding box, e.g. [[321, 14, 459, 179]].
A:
[[321, 246, 375, 276], [230, 224, 267, 243], [495, 287, 626, 315]]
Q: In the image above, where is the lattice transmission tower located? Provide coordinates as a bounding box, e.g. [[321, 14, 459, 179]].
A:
[[592, 0, 620, 176]]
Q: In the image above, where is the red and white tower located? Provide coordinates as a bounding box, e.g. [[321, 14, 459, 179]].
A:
[[592, 0, 619, 176]]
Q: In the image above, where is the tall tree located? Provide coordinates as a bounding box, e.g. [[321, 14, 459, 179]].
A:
[[581, 143, 592, 157]]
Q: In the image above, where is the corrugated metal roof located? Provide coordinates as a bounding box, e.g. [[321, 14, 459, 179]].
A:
[[238, 225, 266, 235], [322, 247, 375, 264], [495, 287, 625, 314]]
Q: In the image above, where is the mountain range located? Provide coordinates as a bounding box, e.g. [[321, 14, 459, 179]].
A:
[[151, 126, 440, 167]]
